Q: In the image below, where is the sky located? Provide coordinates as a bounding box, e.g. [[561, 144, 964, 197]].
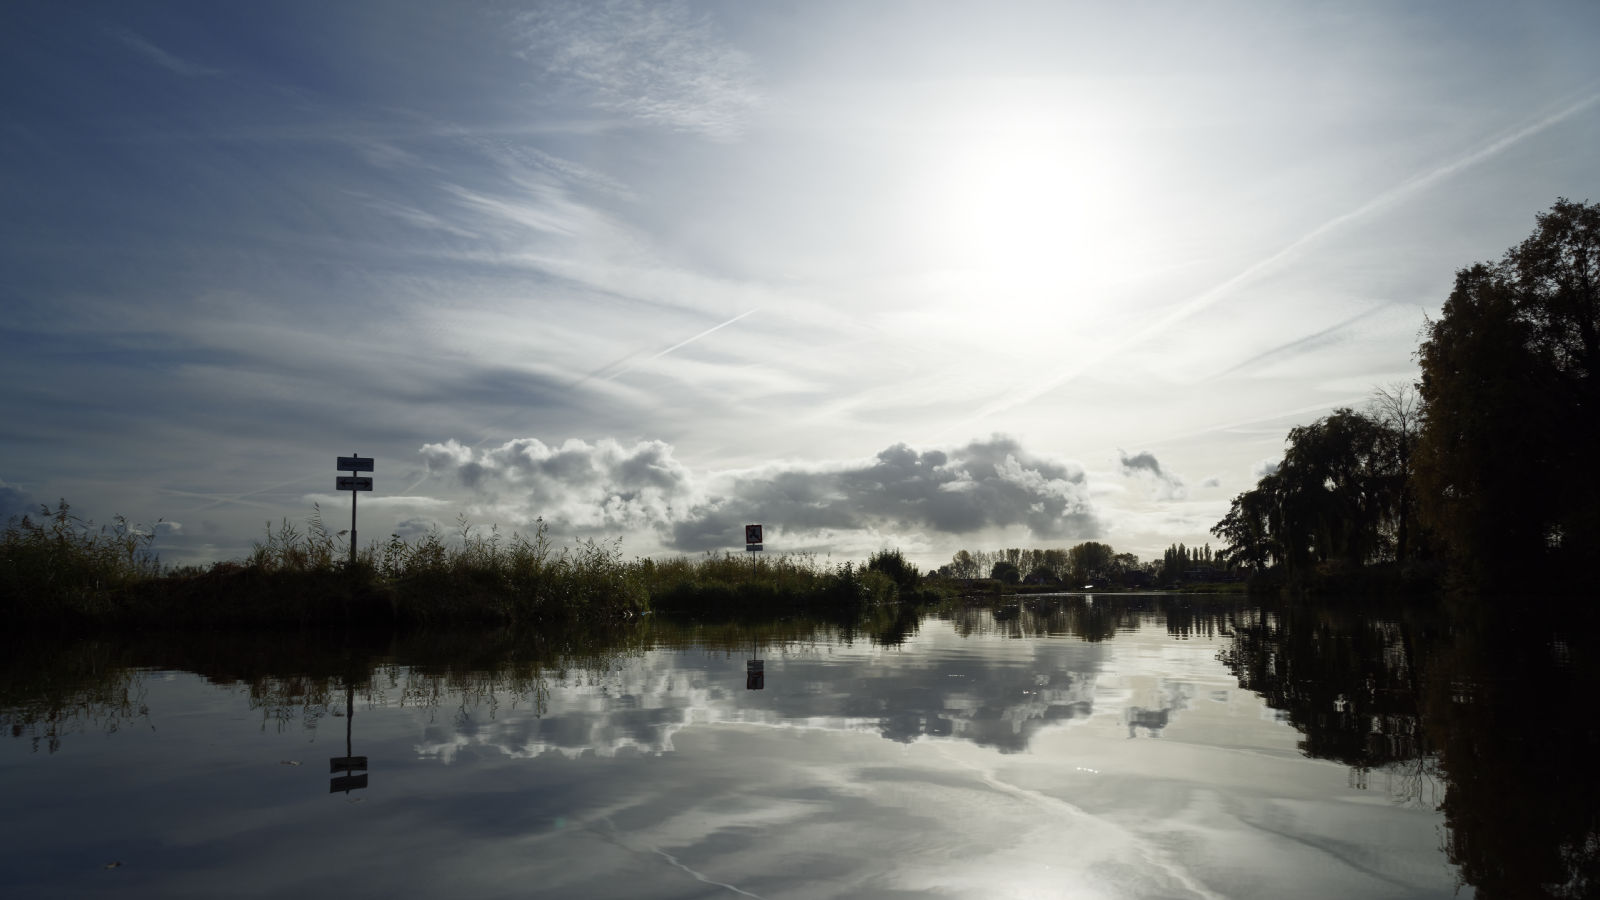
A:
[[3, 0, 1597, 572]]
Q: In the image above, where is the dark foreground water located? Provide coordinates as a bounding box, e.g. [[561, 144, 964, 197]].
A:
[[3, 595, 1595, 899]]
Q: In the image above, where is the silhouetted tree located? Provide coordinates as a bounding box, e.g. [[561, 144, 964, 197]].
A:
[[1067, 541, 1114, 583], [990, 560, 1020, 584], [867, 548, 921, 594], [949, 550, 980, 580], [1416, 198, 1600, 591], [1211, 407, 1405, 578], [1369, 383, 1422, 562]]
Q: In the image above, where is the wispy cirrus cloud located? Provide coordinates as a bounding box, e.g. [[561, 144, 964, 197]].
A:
[[109, 28, 218, 77], [516, 0, 762, 140]]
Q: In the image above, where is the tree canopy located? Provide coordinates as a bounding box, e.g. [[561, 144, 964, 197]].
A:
[[1415, 198, 1599, 589], [1212, 404, 1410, 576], [1212, 198, 1599, 594]]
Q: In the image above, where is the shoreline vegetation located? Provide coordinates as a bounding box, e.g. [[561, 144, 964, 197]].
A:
[[1, 501, 1246, 630], [0, 502, 951, 629]]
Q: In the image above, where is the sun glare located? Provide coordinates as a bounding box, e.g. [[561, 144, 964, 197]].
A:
[[910, 108, 1144, 316]]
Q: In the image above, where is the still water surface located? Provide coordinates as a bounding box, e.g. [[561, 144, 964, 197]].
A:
[[3, 596, 1591, 898]]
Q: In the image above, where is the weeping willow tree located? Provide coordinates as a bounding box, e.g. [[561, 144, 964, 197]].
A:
[[1212, 407, 1407, 577]]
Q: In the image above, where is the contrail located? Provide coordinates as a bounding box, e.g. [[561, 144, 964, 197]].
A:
[[1209, 305, 1388, 380], [162, 474, 323, 513], [595, 308, 759, 383], [1124, 396, 1372, 453], [945, 88, 1600, 436], [415, 308, 762, 487], [565, 308, 760, 393]]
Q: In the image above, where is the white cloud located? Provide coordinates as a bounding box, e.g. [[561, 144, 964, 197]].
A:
[[517, 0, 762, 140], [421, 437, 694, 533], [418, 435, 1101, 551], [670, 436, 1100, 551]]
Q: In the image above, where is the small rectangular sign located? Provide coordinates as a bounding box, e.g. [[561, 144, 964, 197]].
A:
[[336, 476, 373, 491], [329, 774, 368, 793], [745, 524, 763, 545], [329, 756, 368, 773], [337, 456, 375, 472], [745, 544, 763, 552]]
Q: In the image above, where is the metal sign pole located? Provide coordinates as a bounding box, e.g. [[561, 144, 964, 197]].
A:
[[335, 454, 374, 567], [350, 452, 357, 566]]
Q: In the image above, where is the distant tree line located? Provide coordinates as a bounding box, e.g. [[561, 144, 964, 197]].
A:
[[935, 541, 1245, 589], [1156, 542, 1235, 585], [1212, 199, 1599, 595]]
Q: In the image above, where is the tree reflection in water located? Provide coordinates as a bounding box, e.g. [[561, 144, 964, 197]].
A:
[[1219, 596, 1600, 899], [5, 596, 1596, 896]]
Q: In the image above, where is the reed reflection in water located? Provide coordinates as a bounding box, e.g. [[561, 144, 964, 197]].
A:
[[2, 596, 1594, 898]]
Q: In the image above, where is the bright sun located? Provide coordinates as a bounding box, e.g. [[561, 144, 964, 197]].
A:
[[911, 109, 1142, 310]]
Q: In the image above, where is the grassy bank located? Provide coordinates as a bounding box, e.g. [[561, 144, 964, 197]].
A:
[[2, 503, 950, 628]]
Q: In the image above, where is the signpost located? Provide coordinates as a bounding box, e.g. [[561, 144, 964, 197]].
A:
[[744, 526, 766, 688], [336, 454, 374, 564]]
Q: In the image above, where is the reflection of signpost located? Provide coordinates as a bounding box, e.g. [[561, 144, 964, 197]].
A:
[[746, 635, 764, 690], [336, 454, 374, 564], [329, 683, 369, 794]]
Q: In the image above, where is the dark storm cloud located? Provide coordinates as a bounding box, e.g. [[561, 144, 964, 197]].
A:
[[668, 436, 1099, 551]]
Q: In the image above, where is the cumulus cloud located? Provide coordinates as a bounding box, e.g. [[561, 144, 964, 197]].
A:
[[1118, 450, 1188, 501], [419, 435, 1100, 550], [421, 437, 694, 533], [518, 0, 762, 140], [671, 436, 1099, 551]]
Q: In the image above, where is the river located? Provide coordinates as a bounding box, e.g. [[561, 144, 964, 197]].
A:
[[3, 595, 1592, 898]]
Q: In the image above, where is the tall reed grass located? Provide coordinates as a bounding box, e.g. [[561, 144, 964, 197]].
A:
[[2, 503, 950, 628], [0, 501, 161, 620]]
